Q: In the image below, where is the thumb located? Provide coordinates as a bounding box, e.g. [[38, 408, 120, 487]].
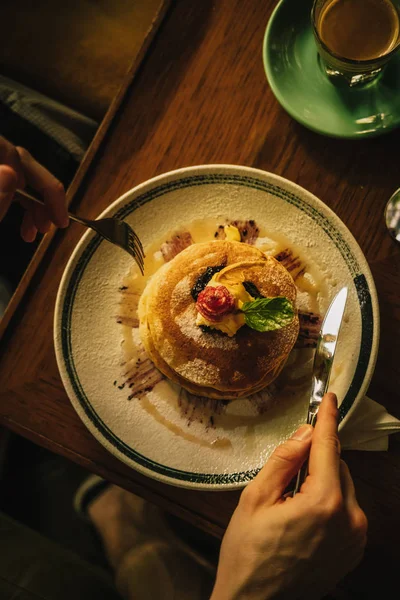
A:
[[251, 425, 313, 505], [0, 165, 18, 222]]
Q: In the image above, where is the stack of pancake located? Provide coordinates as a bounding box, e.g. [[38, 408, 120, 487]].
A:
[[138, 240, 299, 399]]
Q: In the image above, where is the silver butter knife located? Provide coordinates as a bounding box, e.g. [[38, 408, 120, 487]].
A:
[[293, 286, 348, 495]]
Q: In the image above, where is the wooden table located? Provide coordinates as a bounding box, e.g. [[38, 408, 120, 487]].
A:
[[0, 0, 170, 121], [1, 0, 400, 595]]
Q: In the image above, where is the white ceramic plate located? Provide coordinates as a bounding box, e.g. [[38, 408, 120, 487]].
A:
[[54, 165, 379, 490]]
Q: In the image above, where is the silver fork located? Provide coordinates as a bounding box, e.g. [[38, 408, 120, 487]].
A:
[[16, 189, 145, 274]]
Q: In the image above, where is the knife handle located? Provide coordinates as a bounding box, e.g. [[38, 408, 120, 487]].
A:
[[292, 410, 318, 495], [293, 460, 309, 495]]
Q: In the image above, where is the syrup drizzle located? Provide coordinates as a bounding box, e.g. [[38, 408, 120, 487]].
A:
[[114, 218, 327, 447], [274, 248, 306, 281]]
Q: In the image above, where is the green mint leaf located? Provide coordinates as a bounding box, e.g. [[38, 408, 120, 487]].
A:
[[241, 297, 294, 332]]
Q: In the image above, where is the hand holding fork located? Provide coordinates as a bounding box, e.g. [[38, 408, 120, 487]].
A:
[[17, 188, 145, 274]]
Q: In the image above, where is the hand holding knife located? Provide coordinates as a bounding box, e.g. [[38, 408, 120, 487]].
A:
[[293, 286, 348, 495]]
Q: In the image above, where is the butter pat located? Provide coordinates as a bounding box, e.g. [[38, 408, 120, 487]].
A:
[[196, 311, 245, 337], [224, 225, 241, 242]]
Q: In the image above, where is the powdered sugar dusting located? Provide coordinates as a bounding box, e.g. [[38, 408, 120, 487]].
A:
[[170, 276, 192, 312], [176, 358, 220, 386]]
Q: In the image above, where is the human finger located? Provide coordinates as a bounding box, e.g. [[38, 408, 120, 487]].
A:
[[0, 165, 18, 221], [246, 425, 313, 506], [32, 202, 52, 234], [21, 208, 38, 242], [308, 392, 341, 493], [0, 137, 26, 189], [16, 147, 69, 228]]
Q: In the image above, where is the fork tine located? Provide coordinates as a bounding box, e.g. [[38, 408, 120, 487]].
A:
[[128, 232, 145, 260], [127, 236, 144, 262], [128, 226, 142, 246], [129, 227, 144, 252], [135, 237, 145, 257], [136, 258, 145, 275], [133, 253, 144, 270], [132, 243, 144, 262], [126, 244, 144, 274], [129, 245, 144, 272], [130, 232, 144, 258]]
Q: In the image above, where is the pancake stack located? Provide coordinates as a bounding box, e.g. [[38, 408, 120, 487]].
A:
[[138, 240, 299, 399]]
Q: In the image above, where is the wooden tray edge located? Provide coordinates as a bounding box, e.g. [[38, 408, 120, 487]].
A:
[[0, 0, 171, 343]]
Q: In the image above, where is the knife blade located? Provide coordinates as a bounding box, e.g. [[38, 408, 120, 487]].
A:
[[293, 286, 348, 495]]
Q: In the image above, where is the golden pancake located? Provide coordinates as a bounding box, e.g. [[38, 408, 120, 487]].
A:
[[139, 325, 287, 398], [138, 240, 299, 399]]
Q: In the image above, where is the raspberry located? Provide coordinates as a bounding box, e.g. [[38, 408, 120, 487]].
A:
[[196, 285, 235, 322]]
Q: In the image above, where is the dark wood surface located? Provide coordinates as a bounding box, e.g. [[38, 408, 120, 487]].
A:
[[0, 0, 170, 120], [1, 0, 400, 594], [0, 0, 171, 342]]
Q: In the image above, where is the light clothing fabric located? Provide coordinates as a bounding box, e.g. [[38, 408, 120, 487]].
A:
[[112, 494, 216, 600], [0, 75, 97, 162], [0, 491, 216, 600], [0, 503, 216, 600]]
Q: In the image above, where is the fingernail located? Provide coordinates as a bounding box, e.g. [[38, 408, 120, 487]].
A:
[[21, 228, 37, 243], [292, 425, 313, 441], [23, 231, 37, 243]]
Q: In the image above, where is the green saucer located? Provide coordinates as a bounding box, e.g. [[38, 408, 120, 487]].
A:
[[263, 0, 400, 138]]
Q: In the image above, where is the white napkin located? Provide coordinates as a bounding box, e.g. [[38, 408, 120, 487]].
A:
[[339, 396, 400, 451]]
